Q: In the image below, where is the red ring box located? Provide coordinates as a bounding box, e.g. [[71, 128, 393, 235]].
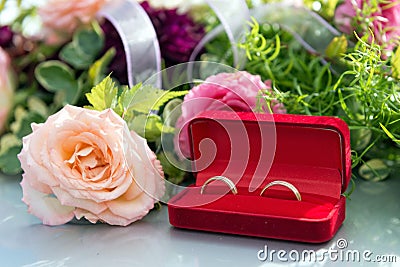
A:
[[168, 111, 351, 243]]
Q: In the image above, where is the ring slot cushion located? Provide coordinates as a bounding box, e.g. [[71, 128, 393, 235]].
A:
[[168, 111, 351, 243]]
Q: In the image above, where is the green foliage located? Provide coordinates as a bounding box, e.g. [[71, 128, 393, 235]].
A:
[[85, 76, 187, 142], [239, 18, 280, 63], [239, 20, 337, 116], [157, 151, 187, 185], [246, 0, 340, 20], [35, 61, 77, 92], [60, 27, 104, 69], [391, 47, 400, 79], [35, 60, 81, 105], [86, 75, 119, 111], [162, 98, 183, 127], [303, 0, 340, 19], [129, 114, 174, 142], [128, 85, 188, 114], [0, 134, 22, 174], [0, 22, 113, 175], [113, 84, 141, 118], [86, 76, 187, 113], [237, 19, 400, 181], [10, 107, 45, 139], [325, 35, 348, 59], [335, 36, 400, 144], [32, 25, 108, 111], [358, 159, 391, 182], [0, 98, 48, 174], [84, 75, 188, 180], [89, 48, 116, 86], [0, 146, 23, 174]]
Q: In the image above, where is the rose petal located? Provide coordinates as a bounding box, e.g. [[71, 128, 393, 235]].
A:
[[174, 71, 280, 158], [106, 193, 154, 221], [96, 209, 138, 226], [51, 186, 108, 214], [74, 208, 99, 224], [19, 106, 165, 226], [20, 179, 75, 225]]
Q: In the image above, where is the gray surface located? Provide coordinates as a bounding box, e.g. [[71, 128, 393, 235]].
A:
[[0, 173, 399, 267]]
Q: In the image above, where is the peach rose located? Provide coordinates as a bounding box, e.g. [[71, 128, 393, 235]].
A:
[[38, 0, 107, 44], [18, 105, 165, 226], [0, 47, 15, 134]]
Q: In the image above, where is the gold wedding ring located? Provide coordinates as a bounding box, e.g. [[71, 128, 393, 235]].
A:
[[260, 180, 302, 201], [200, 176, 238, 195]]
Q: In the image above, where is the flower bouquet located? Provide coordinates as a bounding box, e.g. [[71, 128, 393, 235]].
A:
[[0, 0, 399, 226]]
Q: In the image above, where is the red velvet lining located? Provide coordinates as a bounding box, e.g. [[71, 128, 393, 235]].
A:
[[171, 187, 337, 220], [189, 115, 346, 199], [168, 112, 350, 242], [195, 163, 342, 199], [182, 113, 347, 221]]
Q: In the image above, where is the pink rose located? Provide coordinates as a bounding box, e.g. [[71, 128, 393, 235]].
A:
[[38, 0, 107, 44], [335, 0, 400, 51], [174, 71, 286, 158], [0, 47, 15, 134], [18, 105, 165, 226]]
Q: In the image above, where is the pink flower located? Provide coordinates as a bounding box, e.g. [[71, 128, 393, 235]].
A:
[[335, 0, 400, 51], [174, 71, 286, 158], [38, 0, 107, 44], [18, 105, 165, 226], [0, 47, 15, 133]]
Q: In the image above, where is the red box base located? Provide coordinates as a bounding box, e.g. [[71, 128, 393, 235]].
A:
[[168, 190, 345, 243], [168, 111, 351, 243]]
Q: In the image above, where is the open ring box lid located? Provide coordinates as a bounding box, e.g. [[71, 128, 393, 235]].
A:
[[168, 110, 351, 243]]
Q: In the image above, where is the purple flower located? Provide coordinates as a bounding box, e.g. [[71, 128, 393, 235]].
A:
[[0, 26, 13, 48], [141, 1, 205, 65], [101, 19, 128, 84]]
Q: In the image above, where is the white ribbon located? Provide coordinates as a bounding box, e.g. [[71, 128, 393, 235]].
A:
[[251, 3, 341, 56], [99, 1, 339, 88], [99, 0, 162, 88], [189, 0, 251, 68]]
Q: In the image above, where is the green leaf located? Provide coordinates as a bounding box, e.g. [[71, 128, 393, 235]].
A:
[[59, 27, 104, 69], [0, 146, 22, 174], [157, 151, 186, 184], [85, 76, 118, 111], [35, 61, 78, 92], [0, 0, 6, 11], [54, 87, 81, 106], [350, 128, 372, 152], [337, 89, 356, 121], [114, 83, 141, 117], [88, 48, 116, 86], [128, 86, 188, 114], [27, 96, 48, 118], [162, 98, 183, 127], [0, 134, 22, 174], [0, 134, 22, 154], [325, 35, 348, 58], [59, 43, 94, 69], [129, 114, 165, 142], [391, 46, 400, 79], [10, 107, 46, 139], [358, 159, 390, 181], [74, 28, 104, 57], [380, 123, 400, 144], [267, 34, 281, 62]]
